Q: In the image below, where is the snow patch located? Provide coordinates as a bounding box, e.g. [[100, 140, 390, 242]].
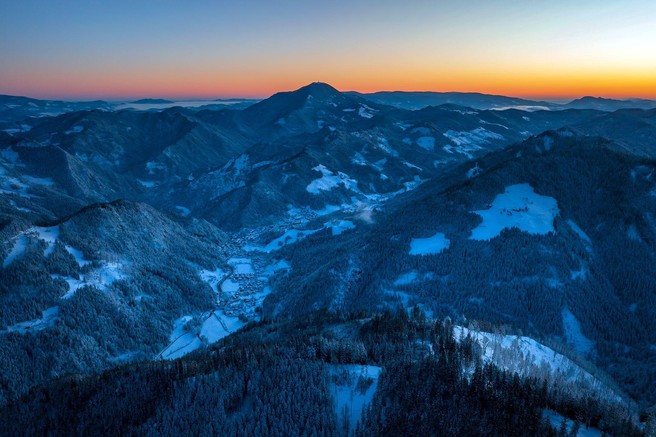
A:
[[416, 136, 435, 151], [358, 105, 375, 118], [175, 205, 191, 217], [3, 306, 59, 334], [566, 220, 592, 251], [306, 165, 358, 194], [409, 232, 450, 255], [199, 268, 225, 294], [329, 364, 382, 434], [470, 184, 559, 240], [3, 234, 29, 268], [228, 257, 255, 275], [64, 125, 83, 135], [326, 219, 356, 236], [562, 308, 594, 355]]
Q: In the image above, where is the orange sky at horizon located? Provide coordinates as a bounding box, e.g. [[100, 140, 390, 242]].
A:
[[2, 1, 655, 101]]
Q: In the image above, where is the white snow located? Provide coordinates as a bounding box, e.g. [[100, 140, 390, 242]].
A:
[[23, 175, 54, 186], [199, 268, 225, 294], [57, 260, 126, 298], [262, 259, 291, 277], [566, 220, 592, 250], [33, 226, 59, 256], [200, 311, 245, 344], [3, 306, 59, 334], [443, 127, 503, 147], [65, 245, 92, 267], [145, 161, 165, 174], [175, 205, 191, 217], [561, 308, 594, 355], [246, 228, 321, 253], [409, 232, 450, 255], [329, 364, 382, 434], [326, 219, 355, 236], [221, 279, 240, 294], [358, 105, 375, 118], [454, 326, 617, 402], [394, 270, 435, 286], [416, 136, 436, 151], [64, 125, 83, 135], [228, 257, 254, 275], [161, 311, 246, 360], [543, 410, 602, 436], [470, 184, 559, 240], [627, 224, 641, 241], [306, 165, 358, 194], [160, 320, 202, 360], [3, 234, 29, 268], [394, 271, 418, 286], [137, 179, 157, 188], [51, 274, 87, 299], [466, 163, 481, 178]]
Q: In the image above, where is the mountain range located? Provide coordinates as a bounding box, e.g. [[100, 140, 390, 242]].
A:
[[1, 82, 655, 434]]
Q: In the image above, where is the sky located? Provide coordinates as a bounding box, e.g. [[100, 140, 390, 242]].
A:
[[1, 0, 655, 100]]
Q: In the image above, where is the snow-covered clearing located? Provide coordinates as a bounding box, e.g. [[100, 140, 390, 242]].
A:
[[221, 279, 240, 293], [228, 257, 254, 275], [246, 228, 321, 253], [306, 165, 358, 194], [199, 268, 225, 294], [329, 364, 382, 434], [409, 232, 450, 255], [443, 127, 503, 147], [53, 259, 127, 299], [23, 175, 54, 186], [160, 316, 203, 360], [470, 184, 559, 240], [416, 136, 435, 151], [561, 308, 594, 355], [358, 105, 375, 118], [64, 125, 84, 135], [137, 179, 157, 188], [3, 226, 60, 267], [326, 219, 355, 236], [466, 163, 481, 178], [175, 205, 191, 217], [2, 306, 59, 334], [3, 234, 29, 268], [65, 245, 92, 267], [145, 161, 165, 174], [543, 410, 602, 436], [394, 270, 435, 286], [200, 311, 245, 344]]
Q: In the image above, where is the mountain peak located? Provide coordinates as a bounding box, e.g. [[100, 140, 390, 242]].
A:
[[294, 82, 341, 99]]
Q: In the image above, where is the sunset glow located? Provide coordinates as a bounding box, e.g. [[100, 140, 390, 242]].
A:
[[1, 0, 654, 100]]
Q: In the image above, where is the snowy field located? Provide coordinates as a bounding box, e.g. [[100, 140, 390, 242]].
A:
[[329, 364, 382, 434], [470, 183, 559, 240], [409, 232, 450, 255], [561, 308, 594, 355], [2, 306, 59, 334], [306, 164, 358, 194]]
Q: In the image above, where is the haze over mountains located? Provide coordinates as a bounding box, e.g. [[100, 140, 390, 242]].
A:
[[1, 82, 655, 434]]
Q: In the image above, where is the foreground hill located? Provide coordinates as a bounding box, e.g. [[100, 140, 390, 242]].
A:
[[0, 310, 645, 436], [0, 200, 232, 404]]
